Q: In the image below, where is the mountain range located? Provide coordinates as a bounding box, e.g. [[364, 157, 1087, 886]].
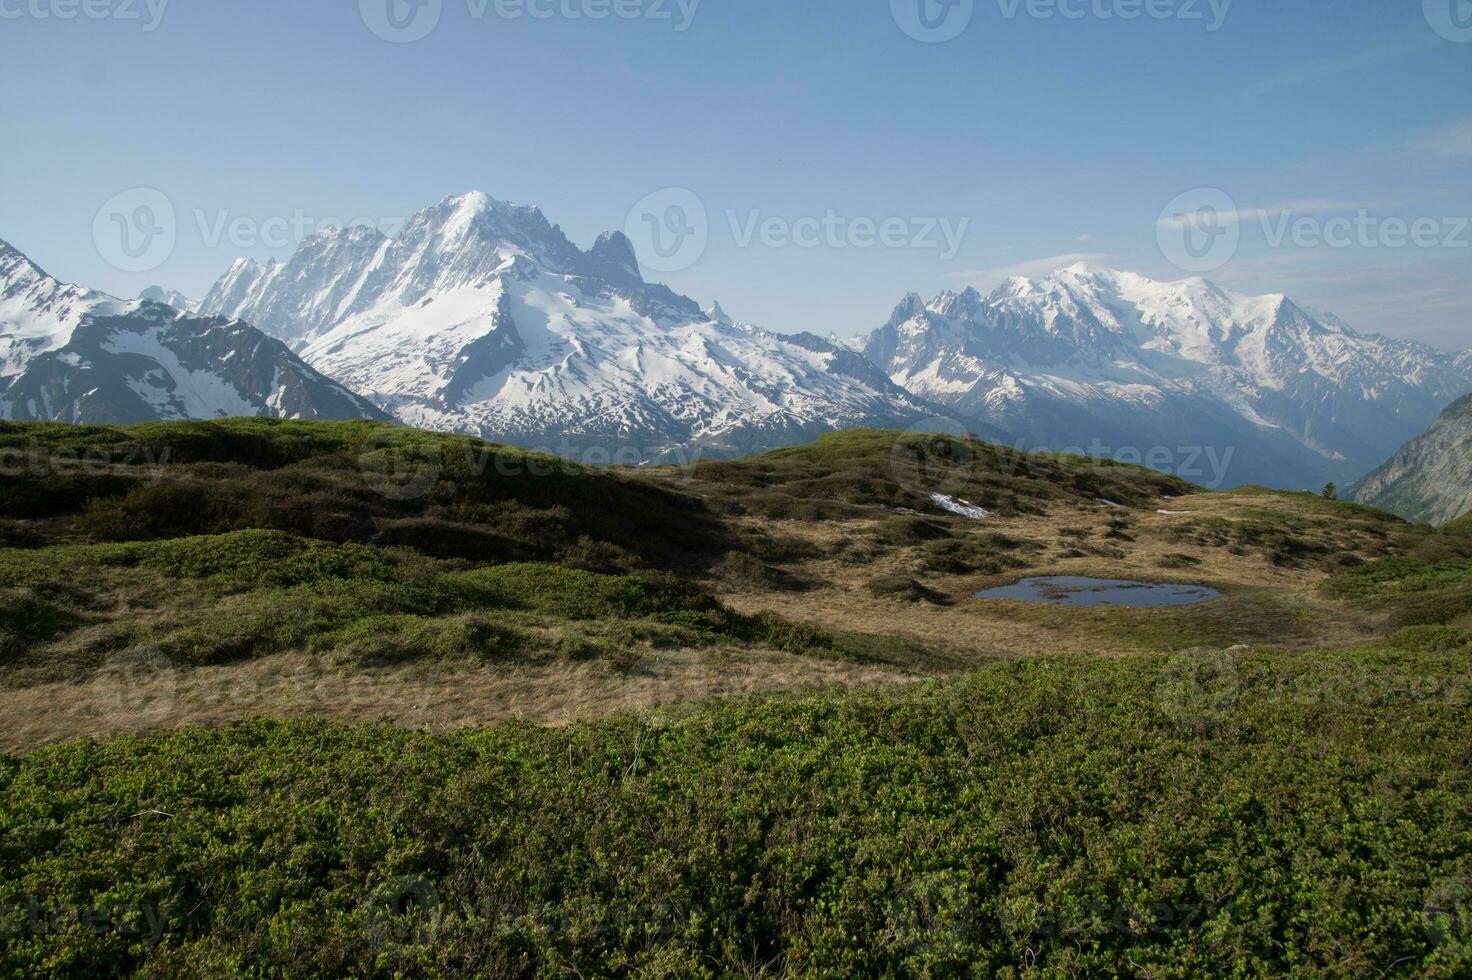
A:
[[4, 190, 1467, 489], [0, 239, 386, 424], [856, 265, 1472, 488], [196, 192, 948, 460]]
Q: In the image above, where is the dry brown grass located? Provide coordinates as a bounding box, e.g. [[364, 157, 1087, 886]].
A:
[[0, 646, 918, 754], [702, 490, 1394, 662]]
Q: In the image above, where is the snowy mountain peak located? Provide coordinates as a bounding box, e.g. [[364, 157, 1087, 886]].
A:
[[139, 286, 198, 313], [582, 230, 643, 286], [705, 300, 733, 325], [887, 292, 927, 328], [929, 286, 984, 319], [0, 237, 386, 424], [0, 237, 54, 293], [197, 192, 948, 459], [859, 263, 1472, 488]]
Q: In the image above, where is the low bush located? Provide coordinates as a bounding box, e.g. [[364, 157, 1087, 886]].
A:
[[2, 648, 1467, 977], [714, 551, 813, 592], [314, 614, 529, 666], [866, 575, 950, 605], [874, 516, 952, 546]]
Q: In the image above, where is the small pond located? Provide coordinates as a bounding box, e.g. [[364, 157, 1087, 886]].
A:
[[974, 576, 1222, 608]]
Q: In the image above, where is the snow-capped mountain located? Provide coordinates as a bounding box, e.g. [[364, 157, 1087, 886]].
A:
[[856, 264, 1472, 489], [0, 239, 388, 424], [1351, 393, 1472, 526], [138, 285, 198, 313], [199, 192, 951, 460]]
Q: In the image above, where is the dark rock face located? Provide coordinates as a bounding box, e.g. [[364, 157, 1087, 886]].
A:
[[1351, 393, 1472, 526]]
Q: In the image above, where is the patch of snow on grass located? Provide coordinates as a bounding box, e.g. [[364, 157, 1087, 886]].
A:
[[929, 493, 991, 520]]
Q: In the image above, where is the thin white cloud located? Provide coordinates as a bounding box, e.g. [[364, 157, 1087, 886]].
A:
[[949, 252, 1114, 292], [1156, 198, 1389, 230], [1414, 119, 1472, 159], [1239, 27, 1436, 99]]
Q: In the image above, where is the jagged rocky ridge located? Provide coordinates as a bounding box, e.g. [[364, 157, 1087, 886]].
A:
[[0, 239, 388, 424], [855, 264, 1472, 489], [1351, 393, 1472, 526], [199, 192, 954, 461]]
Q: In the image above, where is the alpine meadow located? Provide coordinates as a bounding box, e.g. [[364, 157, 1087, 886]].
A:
[[2, 2, 1471, 977]]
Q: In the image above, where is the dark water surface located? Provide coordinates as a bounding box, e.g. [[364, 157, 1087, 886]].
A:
[[974, 576, 1222, 608]]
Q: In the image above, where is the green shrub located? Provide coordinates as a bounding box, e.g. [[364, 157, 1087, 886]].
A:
[[450, 564, 719, 621], [1385, 625, 1472, 652], [76, 479, 241, 540], [874, 516, 952, 546], [133, 531, 402, 591], [866, 575, 950, 605], [2, 648, 1467, 978], [918, 538, 1029, 576], [314, 614, 528, 666], [555, 635, 609, 662], [714, 551, 812, 592], [0, 588, 80, 660]]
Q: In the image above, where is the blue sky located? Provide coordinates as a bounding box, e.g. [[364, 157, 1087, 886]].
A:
[[1, 0, 1469, 348]]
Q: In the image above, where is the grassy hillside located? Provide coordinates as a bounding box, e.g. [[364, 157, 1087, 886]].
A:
[[4, 643, 1471, 977], [2, 420, 1472, 976], [0, 418, 729, 567]]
